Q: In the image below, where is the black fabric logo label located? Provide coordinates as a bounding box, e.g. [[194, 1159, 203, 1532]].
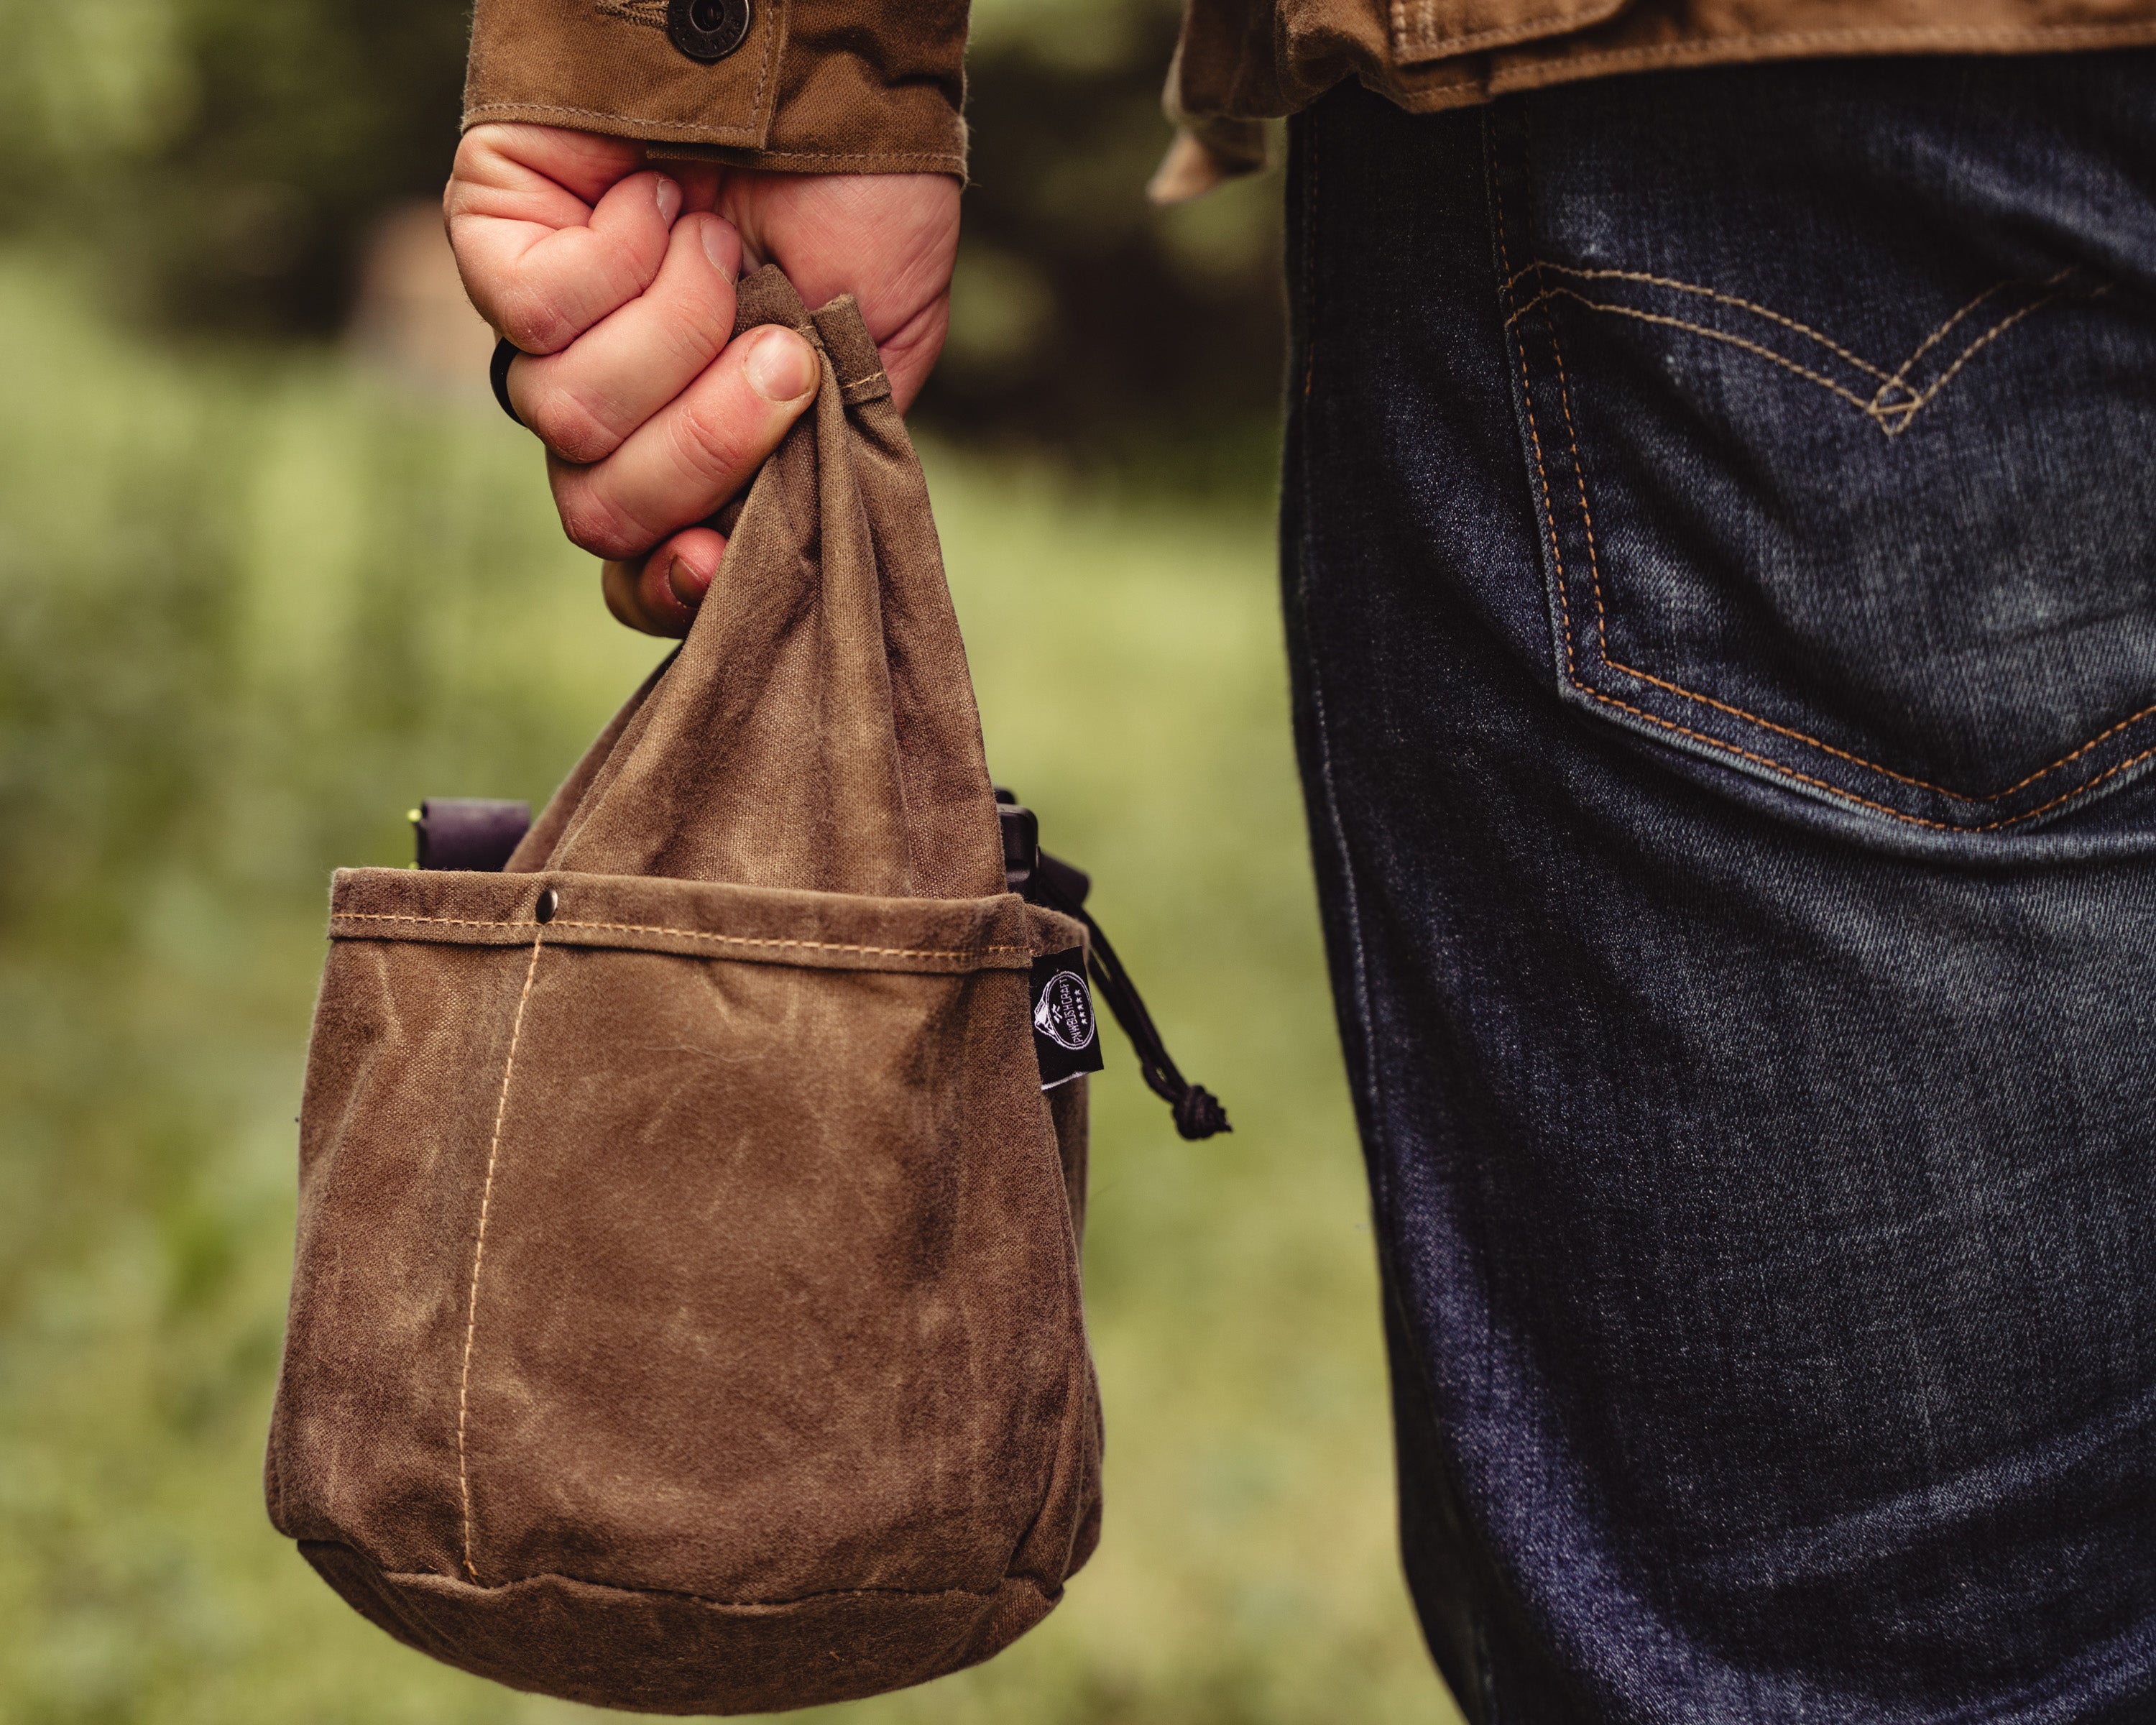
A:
[[1029, 949, 1104, 1090]]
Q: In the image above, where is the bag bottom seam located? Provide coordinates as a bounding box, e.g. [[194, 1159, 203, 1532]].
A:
[[315, 1542, 1057, 1612]]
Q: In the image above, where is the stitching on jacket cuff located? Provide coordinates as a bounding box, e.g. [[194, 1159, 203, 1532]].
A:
[[456, 117, 964, 178], [464, 100, 765, 142], [734, 147, 966, 173]]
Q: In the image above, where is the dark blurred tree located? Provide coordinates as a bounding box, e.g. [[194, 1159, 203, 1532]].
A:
[[0, 0, 1281, 468], [0, 0, 467, 334], [921, 1, 1286, 474], [135, 0, 473, 332]]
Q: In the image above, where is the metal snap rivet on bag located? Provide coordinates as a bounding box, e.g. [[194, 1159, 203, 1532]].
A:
[[665, 0, 750, 61], [534, 888, 558, 924]]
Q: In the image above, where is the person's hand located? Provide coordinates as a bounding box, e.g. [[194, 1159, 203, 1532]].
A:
[[445, 123, 960, 635]]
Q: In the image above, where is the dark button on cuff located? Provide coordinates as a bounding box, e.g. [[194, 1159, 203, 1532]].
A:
[[666, 0, 751, 61]]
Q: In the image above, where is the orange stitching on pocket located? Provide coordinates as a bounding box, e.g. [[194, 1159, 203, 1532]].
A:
[[1587, 688, 2156, 834], [1491, 155, 1580, 687], [1492, 127, 2156, 829], [1875, 279, 2107, 430], [1866, 277, 2016, 410], [1539, 296, 2156, 817], [1510, 267, 2098, 436], [1508, 288, 1883, 413], [1505, 263, 1905, 388]]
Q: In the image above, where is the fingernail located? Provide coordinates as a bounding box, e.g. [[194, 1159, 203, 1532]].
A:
[[668, 556, 709, 604], [653, 174, 682, 224], [699, 216, 738, 283], [745, 328, 817, 402]]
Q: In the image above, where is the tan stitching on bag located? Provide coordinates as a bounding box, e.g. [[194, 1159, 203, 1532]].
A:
[[332, 909, 1026, 962], [456, 932, 544, 1586], [550, 916, 1027, 959], [1489, 123, 2156, 832], [377, 1558, 1052, 1609]]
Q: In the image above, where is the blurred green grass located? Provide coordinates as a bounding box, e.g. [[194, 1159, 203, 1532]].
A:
[[0, 252, 1455, 1724]]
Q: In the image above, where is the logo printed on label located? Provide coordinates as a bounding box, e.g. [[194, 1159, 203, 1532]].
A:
[[1033, 970, 1095, 1051], [1028, 947, 1103, 1090]]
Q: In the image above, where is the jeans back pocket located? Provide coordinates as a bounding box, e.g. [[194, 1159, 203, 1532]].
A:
[[1488, 63, 2156, 834]]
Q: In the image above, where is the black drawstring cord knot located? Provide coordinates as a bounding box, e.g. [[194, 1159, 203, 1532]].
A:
[[1173, 1084, 1230, 1141], [1025, 854, 1231, 1142]]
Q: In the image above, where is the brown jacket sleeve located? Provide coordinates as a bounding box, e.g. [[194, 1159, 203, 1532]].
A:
[[463, 0, 970, 177]]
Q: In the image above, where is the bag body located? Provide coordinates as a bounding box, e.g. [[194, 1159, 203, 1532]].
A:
[[265, 271, 1101, 1715]]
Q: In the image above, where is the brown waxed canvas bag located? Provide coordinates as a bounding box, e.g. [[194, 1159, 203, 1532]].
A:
[[264, 268, 1103, 1715]]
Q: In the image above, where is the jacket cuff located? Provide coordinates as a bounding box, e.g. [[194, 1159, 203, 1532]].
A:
[[463, 0, 969, 178]]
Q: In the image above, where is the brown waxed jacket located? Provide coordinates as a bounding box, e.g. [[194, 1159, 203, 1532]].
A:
[[462, 0, 2156, 193]]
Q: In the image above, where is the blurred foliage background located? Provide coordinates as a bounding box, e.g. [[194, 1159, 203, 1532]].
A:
[[0, 0, 1457, 1719], [0, 0, 1285, 474]]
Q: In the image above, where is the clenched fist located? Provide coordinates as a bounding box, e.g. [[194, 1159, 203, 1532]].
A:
[[445, 123, 960, 634]]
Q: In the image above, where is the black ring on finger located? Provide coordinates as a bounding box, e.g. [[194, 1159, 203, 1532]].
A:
[[489, 336, 525, 428]]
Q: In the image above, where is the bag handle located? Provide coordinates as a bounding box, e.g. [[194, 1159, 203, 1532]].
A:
[[507, 269, 1006, 903]]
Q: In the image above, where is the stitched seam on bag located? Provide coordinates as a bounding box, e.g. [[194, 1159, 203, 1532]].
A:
[[333, 910, 1024, 962], [456, 932, 544, 1586], [552, 917, 1025, 959], [377, 1560, 1052, 1609], [1491, 127, 2151, 833]]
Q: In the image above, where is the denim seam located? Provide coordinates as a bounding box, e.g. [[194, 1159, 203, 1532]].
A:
[[1295, 109, 1383, 1222], [1491, 124, 2156, 830]]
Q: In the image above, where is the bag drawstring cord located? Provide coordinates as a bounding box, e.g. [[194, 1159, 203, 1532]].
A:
[[1031, 868, 1231, 1141], [997, 792, 1229, 1141]]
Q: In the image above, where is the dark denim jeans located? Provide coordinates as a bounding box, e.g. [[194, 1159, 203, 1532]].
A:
[[1284, 53, 2156, 1724]]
